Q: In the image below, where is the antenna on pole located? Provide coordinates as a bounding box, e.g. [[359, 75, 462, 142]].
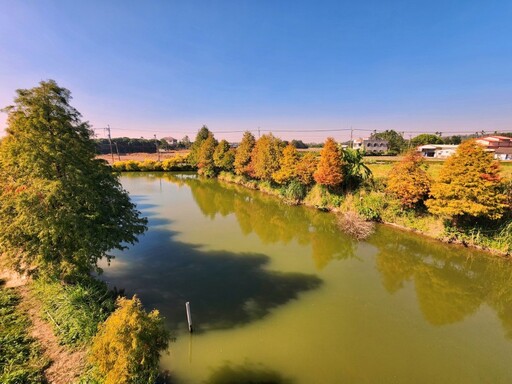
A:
[[258, 126, 261, 138], [106, 125, 114, 164]]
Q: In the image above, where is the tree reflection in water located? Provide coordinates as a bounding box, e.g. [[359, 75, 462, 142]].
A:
[[372, 225, 512, 337]]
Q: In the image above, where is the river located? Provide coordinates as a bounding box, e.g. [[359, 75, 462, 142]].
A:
[[100, 173, 512, 383]]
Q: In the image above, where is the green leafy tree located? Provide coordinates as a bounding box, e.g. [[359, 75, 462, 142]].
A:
[[213, 139, 235, 172], [410, 134, 444, 147], [0, 80, 147, 279], [197, 133, 217, 177], [188, 125, 212, 166], [272, 143, 299, 184], [234, 131, 255, 176], [341, 148, 372, 190], [386, 151, 431, 208], [372, 130, 407, 154], [426, 140, 508, 221], [249, 134, 282, 181], [313, 137, 344, 187]]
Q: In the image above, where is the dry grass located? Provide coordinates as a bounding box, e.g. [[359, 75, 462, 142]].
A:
[[337, 211, 375, 240], [97, 150, 190, 164]]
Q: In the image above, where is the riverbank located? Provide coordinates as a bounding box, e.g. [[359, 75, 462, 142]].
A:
[[108, 153, 511, 256], [216, 171, 511, 256]]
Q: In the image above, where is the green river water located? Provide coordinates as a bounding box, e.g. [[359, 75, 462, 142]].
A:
[[101, 173, 512, 383]]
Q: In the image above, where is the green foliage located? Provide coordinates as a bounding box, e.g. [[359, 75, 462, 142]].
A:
[[410, 133, 444, 147], [0, 282, 47, 383], [355, 191, 387, 221], [234, 131, 256, 176], [427, 140, 508, 221], [341, 148, 372, 190], [304, 184, 344, 209], [89, 296, 170, 384], [213, 139, 235, 172], [371, 130, 407, 154], [249, 134, 283, 181], [32, 277, 116, 346], [197, 133, 218, 177], [313, 137, 344, 187], [386, 151, 431, 208], [272, 143, 299, 184], [0, 80, 147, 278], [281, 179, 307, 203], [188, 125, 212, 166]]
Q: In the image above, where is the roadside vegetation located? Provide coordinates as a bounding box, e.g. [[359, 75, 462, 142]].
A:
[[111, 127, 511, 255], [0, 80, 170, 383], [0, 279, 47, 383]]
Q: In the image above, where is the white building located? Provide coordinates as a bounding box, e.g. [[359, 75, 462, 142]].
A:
[[353, 138, 388, 153], [417, 144, 458, 158]]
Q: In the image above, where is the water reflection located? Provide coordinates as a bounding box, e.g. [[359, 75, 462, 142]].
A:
[[165, 174, 356, 269], [372, 226, 512, 336], [204, 362, 294, 384], [101, 198, 321, 333]]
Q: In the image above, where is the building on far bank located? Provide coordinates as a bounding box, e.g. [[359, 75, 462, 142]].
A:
[[353, 138, 388, 153], [476, 136, 512, 160], [417, 144, 458, 158], [162, 136, 178, 146]]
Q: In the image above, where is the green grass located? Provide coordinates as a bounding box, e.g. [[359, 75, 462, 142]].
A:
[[31, 277, 116, 347], [0, 279, 48, 383], [366, 159, 511, 180]]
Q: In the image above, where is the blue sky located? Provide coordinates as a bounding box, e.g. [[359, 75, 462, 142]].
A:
[[1, 0, 511, 142]]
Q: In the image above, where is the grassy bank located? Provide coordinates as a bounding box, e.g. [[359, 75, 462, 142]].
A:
[[217, 171, 511, 255], [0, 279, 47, 383], [108, 157, 511, 255]]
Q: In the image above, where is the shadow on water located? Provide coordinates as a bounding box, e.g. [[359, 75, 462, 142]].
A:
[[203, 362, 295, 384], [371, 225, 512, 338], [101, 205, 322, 333]]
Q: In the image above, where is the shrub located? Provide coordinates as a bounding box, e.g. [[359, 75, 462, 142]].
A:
[[89, 296, 170, 384], [124, 160, 141, 171], [355, 191, 387, 221], [337, 211, 375, 240], [282, 180, 307, 204]]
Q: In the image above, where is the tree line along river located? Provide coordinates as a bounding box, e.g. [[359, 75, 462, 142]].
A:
[[99, 172, 512, 384]]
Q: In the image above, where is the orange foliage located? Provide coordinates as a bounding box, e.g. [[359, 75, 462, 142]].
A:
[[313, 138, 343, 187], [426, 140, 508, 220], [386, 151, 431, 208]]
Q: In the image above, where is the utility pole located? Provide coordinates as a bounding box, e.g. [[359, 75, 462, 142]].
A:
[[257, 126, 261, 138], [350, 126, 353, 148], [154, 134, 160, 161], [106, 125, 114, 163]]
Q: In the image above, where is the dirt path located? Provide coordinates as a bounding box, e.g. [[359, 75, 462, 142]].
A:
[[0, 271, 87, 384]]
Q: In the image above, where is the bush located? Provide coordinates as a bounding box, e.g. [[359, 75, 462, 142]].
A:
[[282, 180, 307, 204], [89, 296, 170, 384], [355, 191, 387, 221]]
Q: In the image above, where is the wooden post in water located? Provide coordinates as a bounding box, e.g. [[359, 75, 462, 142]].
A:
[[186, 302, 193, 333]]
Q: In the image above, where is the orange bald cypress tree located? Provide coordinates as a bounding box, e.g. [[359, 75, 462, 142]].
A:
[[426, 140, 508, 221], [313, 137, 343, 188], [386, 150, 431, 208]]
